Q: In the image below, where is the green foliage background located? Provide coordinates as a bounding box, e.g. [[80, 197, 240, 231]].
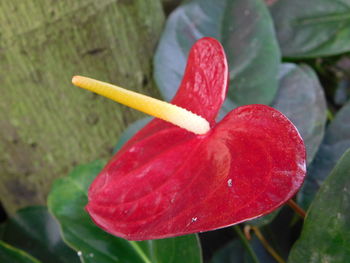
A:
[[1, 0, 350, 262]]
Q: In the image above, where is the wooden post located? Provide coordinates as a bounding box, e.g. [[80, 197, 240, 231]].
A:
[[0, 0, 164, 214]]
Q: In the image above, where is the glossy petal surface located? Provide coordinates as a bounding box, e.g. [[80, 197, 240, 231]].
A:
[[86, 38, 306, 240]]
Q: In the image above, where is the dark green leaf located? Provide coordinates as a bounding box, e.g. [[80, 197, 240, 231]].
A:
[[211, 235, 276, 263], [48, 161, 202, 263], [138, 235, 203, 263], [273, 63, 327, 164], [0, 241, 41, 263], [270, 0, 350, 58], [211, 239, 247, 263], [113, 117, 151, 153], [334, 78, 350, 106], [0, 223, 5, 239], [2, 206, 79, 263], [299, 100, 350, 208], [289, 149, 350, 263], [154, 0, 280, 106], [334, 56, 350, 105]]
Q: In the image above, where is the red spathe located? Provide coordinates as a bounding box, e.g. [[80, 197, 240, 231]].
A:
[[86, 37, 306, 240]]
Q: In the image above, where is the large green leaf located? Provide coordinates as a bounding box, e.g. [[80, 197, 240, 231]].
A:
[[2, 206, 79, 263], [48, 161, 202, 263], [289, 149, 350, 262], [298, 100, 350, 209], [137, 235, 203, 263], [154, 0, 280, 106], [273, 63, 327, 164], [270, 0, 350, 58], [0, 240, 41, 263]]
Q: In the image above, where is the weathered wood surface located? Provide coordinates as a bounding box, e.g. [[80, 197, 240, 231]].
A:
[[0, 0, 164, 214]]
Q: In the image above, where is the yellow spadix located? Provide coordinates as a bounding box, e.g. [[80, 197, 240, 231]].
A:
[[72, 76, 210, 135]]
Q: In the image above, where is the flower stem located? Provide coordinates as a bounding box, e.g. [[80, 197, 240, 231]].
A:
[[326, 109, 334, 121], [248, 226, 286, 263], [233, 225, 259, 263], [287, 199, 306, 219]]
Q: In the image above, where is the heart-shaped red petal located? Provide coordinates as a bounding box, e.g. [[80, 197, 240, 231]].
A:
[[86, 38, 306, 240]]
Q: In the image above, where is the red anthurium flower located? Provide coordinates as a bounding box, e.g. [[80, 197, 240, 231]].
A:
[[73, 37, 306, 241]]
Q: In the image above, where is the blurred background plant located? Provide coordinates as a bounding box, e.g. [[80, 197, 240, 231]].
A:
[[1, 0, 350, 262]]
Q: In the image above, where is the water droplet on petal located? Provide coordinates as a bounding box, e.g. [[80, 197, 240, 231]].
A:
[[227, 179, 233, 187], [191, 217, 198, 222]]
